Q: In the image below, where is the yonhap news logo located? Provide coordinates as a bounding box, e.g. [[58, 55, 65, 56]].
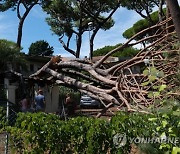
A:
[[113, 133, 127, 148], [113, 133, 179, 148]]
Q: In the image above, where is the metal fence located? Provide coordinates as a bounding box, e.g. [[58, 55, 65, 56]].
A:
[[0, 84, 18, 154]]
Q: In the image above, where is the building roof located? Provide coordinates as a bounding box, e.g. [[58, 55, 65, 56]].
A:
[[25, 55, 51, 63], [91, 56, 119, 63]]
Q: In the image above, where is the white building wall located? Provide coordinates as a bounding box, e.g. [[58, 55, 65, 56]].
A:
[[43, 85, 59, 113], [51, 86, 59, 112], [4, 78, 17, 104]]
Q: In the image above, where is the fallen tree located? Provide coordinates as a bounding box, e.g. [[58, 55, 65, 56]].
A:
[[30, 17, 179, 117]]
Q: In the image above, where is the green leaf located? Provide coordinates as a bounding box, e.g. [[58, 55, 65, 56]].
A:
[[162, 120, 168, 128], [148, 118, 157, 121], [173, 111, 180, 116], [156, 126, 161, 131], [153, 92, 160, 97], [162, 114, 169, 119], [159, 143, 170, 150], [168, 127, 173, 133], [149, 67, 158, 76], [148, 92, 154, 98], [148, 75, 156, 82], [158, 71, 165, 77], [172, 147, 180, 154], [159, 85, 167, 92], [148, 91, 160, 98], [153, 85, 159, 89], [143, 69, 149, 75], [141, 81, 149, 86]]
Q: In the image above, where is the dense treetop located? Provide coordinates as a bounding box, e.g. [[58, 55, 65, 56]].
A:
[[28, 40, 54, 56], [0, 39, 25, 72], [44, 0, 120, 58], [123, 9, 166, 40], [93, 44, 139, 58]]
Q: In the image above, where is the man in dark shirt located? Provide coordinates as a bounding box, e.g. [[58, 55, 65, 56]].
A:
[[35, 90, 45, 112]]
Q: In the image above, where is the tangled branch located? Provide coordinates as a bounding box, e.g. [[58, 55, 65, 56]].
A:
[[30, 17, 179, 117]]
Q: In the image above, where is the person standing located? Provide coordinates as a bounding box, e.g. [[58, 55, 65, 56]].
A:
[[20, 94, 29, 112], [35, 89, 46, 112], [65, 93, 74, 116]]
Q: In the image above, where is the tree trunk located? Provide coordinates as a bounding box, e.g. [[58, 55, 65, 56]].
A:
[[30, 18, 179, 116], [158, 0, 164, 22], [16, 3, 37, 47], [17, 19, 24, 48], [76, 34, 82, 58], [89, 29, 98, 60], [166, 0, 180, 41]]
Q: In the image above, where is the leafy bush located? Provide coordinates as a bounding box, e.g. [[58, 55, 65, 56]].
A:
[[6, 110, 180, 153]]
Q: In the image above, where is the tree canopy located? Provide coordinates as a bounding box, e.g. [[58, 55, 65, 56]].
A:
[[120, 0, 160, 22], [44, 0, 120, 58], [0, 39, 26, 72], [28, 40, 54, 56], [93, 44, 139, 58], [122, 9, 167, 46]]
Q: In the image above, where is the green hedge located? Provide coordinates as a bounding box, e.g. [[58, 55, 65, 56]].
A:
[[5, 111, 180, 154]]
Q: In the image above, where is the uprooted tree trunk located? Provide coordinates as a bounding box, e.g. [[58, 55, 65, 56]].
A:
[[166, 0, 180, 41], [30, 17, 179, 117]]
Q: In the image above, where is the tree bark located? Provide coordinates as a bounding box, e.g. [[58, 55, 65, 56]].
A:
[[166, 0, 180, 41], [158, 0, 164, 22], [16, 2, 37, 47]]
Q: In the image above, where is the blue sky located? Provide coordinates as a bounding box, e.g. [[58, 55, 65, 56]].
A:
[[0, 4, 158, 58]]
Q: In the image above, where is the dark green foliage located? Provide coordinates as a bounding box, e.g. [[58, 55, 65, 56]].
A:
[[120, 0, 160, 21], [86, 119, 111, 154], [0, 0, 50, 12], [93, 43, 139, 57], [123, 9, 165, 40], [28, 40, 54, 56], [0, 0, 17, 11], [0, 39, 26, 72], [5, 108, 180, 153], [7, 113, 110, 153], [44, 0, 120, 57], [44, 0, 118, 37], [120, 0, 158, 13]]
